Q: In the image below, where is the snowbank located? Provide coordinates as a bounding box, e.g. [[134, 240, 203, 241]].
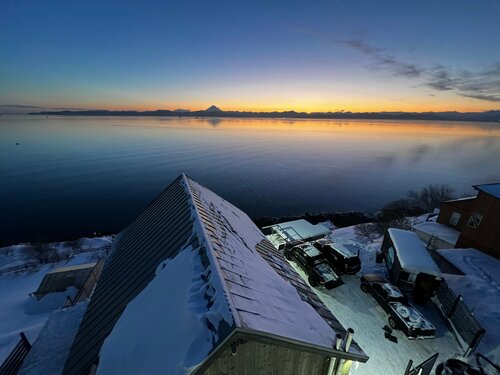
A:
[[97, 244, 231, 375]]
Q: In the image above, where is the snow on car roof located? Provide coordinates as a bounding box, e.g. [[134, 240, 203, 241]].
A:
[[274, 219, 330, 241], [388, 229, 441, 277], [302, 245, 322, 257], [412, 222, 460, 246], [331, 242, 360, 258]]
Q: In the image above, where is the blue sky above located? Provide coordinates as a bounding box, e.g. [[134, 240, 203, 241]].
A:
[[1, 0, 499, 112]]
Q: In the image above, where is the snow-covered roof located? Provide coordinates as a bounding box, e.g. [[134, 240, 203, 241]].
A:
[[183, 177, 338, 348], [46, 262, 96, 275], [474, 183, 500, 199], [444, 196, 476, 203], [273, 219, 330, 242], [388, 229, 441, 277], [65, 175, 366, 374], [412, 222, 460, 246]]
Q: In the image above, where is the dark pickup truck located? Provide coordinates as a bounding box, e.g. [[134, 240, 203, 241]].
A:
[[284, 243, 343, 289], [360, 274, 436, 339]]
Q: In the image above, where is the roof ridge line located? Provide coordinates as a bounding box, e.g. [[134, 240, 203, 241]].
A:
[[180, 174, 242, 329]]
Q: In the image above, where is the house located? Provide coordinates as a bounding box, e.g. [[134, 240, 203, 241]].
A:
[[427, 183, 500, 259], [63, 175, 368, 375], [262, 219, 331, 250], [33, 262, 102, 300], [381, 229, 442, 302]]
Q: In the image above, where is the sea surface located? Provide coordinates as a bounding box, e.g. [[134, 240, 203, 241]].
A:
[[1, 115, 499, 245]]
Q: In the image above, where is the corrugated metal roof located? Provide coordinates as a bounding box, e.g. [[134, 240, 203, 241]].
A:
[[63, 175, 367, 374]]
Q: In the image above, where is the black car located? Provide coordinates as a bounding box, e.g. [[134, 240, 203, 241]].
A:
[[284, 243, 342, 289], [360, 274, 435, 339], [313, 239, 361, 275]]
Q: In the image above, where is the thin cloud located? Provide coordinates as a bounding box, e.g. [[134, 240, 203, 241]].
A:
[[0, 104, 46, 109], [340, 39, 423, 78], [340, 38, 500, 103]]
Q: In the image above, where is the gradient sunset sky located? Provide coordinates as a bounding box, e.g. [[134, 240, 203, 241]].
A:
[[1, 0, 499, 113]]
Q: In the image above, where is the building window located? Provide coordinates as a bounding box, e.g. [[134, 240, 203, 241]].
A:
[[467, 213, 483, 229], [449, 212, 461, 226]]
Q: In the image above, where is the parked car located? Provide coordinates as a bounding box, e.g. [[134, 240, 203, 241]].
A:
[[284, 243, 342, 289], [360, 274, 436, 339], [313, 239, 361, 275]]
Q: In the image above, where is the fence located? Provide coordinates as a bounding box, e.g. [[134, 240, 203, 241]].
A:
[[434, 281, 485, 356], [403, 353, 439, 375], [63, 258, 105, 308], [0, 333, 31, 375]]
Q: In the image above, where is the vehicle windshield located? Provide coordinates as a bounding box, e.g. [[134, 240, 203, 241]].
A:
[[313, 262, 338, 282]]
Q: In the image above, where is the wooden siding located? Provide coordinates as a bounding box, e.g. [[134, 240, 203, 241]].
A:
[[202, 339, 329, 375], [438, 192, 500, 258]]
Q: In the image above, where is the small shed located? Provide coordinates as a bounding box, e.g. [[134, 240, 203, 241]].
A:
[[263, 219, 330, 249], [34, 263, 97, 299], [381, 229, 442, 302]]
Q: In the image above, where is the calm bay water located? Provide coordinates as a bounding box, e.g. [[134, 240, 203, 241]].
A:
[[1, 115, 499, 245]]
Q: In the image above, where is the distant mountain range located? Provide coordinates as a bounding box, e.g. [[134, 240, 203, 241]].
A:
[[28, 105, 500, 122]]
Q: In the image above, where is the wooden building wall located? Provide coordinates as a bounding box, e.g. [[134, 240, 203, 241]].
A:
[[201, 339, 331, 375], [438, 192, 500, 259]]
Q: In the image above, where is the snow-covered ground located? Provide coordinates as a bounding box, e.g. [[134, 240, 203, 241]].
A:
[[288, 223, 463, 375], [0, 237, 112, 364]]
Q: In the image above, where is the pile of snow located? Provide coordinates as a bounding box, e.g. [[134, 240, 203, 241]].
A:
[[437, 248, 500, 359], [98, 244, 229, 375], [18, 303, 88, 375]]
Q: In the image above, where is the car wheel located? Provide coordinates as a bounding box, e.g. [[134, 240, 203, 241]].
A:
[[388, 316, 397, 330], [284, 251, 292, 261], [308, 275, 319, 287], [360, 284, 369, 293]]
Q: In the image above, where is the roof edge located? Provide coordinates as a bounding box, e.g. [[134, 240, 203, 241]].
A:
[[180, 174, 242, 328], [192, 328, 369, 374]]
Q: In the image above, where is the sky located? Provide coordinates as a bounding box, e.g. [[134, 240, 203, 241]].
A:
[[1, 0, 499, 113]]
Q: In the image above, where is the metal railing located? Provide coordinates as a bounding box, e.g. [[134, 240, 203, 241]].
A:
[[0, 333, 31, 375], [434, 281, 485, 356]]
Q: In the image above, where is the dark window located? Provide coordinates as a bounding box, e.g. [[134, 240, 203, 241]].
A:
[[449, 212, 461, 226], [467, 213, 483, 229]]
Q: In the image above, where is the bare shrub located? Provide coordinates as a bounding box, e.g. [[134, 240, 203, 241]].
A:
[[354, 223, 379, 242]]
